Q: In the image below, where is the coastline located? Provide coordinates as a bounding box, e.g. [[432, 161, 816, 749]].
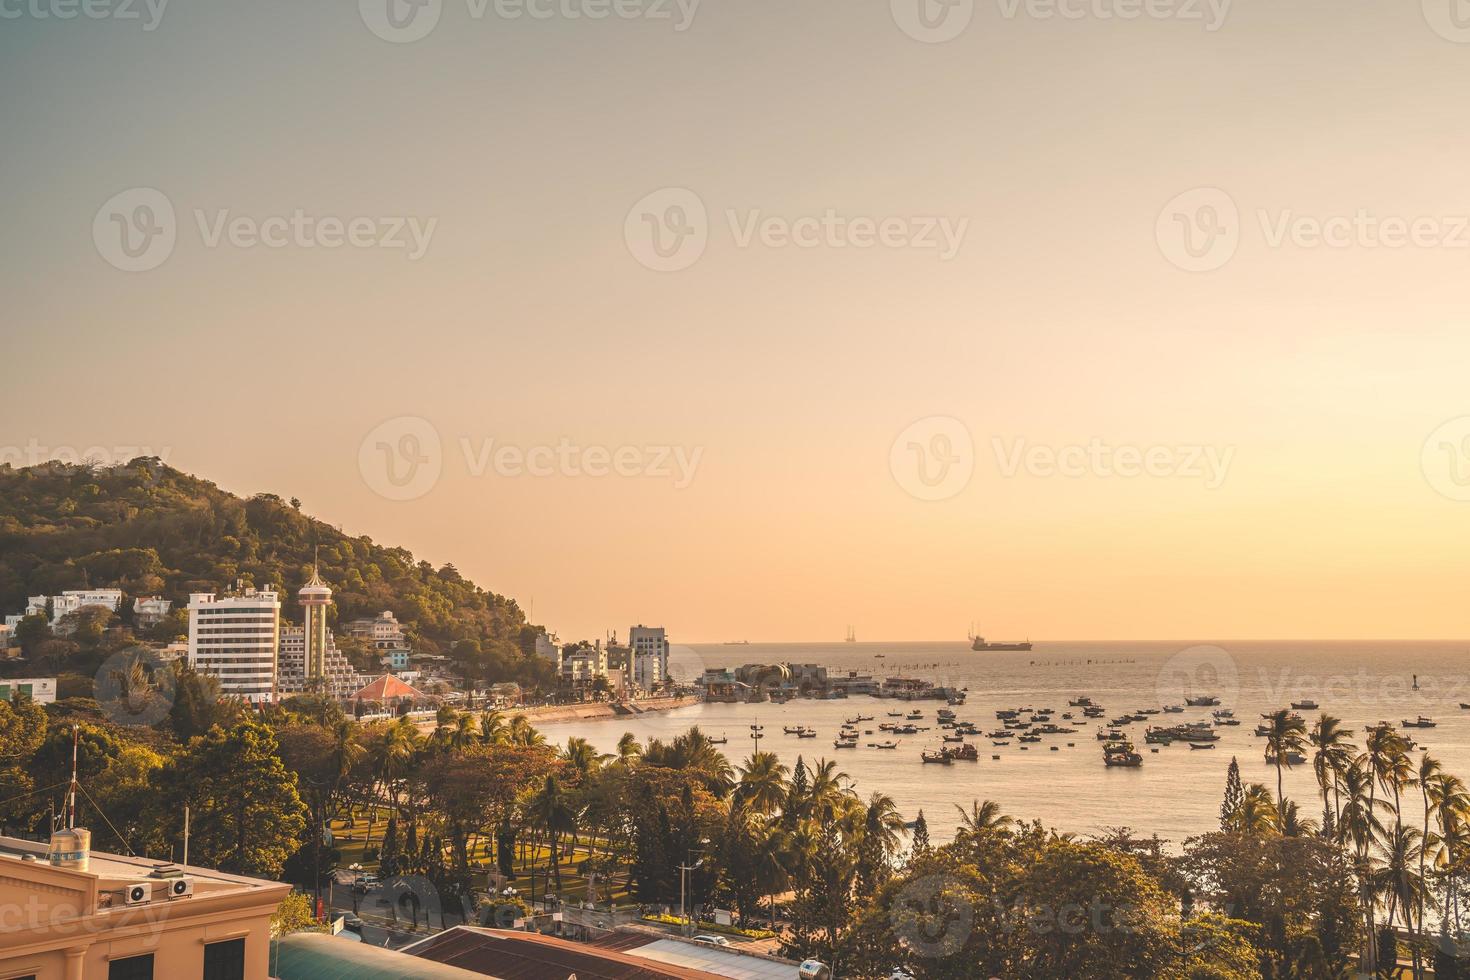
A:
[[509, 695, 699, 725]]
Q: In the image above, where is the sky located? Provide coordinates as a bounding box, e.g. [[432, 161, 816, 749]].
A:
[[4, 0, 1470, 642]]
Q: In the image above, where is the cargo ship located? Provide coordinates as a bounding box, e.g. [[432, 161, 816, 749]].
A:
[[968, 624, 1032, 652]]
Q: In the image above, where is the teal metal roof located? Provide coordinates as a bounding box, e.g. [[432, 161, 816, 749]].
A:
[[271, 932, 487, 980]]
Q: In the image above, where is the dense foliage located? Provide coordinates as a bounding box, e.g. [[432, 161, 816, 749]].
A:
[[0, 459, 553, 688]]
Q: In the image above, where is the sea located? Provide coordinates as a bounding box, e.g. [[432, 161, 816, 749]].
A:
[[532, 641, 1470, 846]]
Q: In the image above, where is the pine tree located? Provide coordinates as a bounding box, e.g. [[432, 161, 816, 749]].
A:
[[380, 817, 399, 876], [1220, 756, 1244, 831], [912, 810, 931, 856]]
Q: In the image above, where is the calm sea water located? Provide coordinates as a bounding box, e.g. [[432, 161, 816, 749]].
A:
[[533, 641, 1470, 845]]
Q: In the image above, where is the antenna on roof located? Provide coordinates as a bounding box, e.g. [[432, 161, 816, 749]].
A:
[[66, 724, 79, 830]]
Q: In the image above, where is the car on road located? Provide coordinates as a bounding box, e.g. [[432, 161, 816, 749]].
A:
[[352, 874, 381, 894], [691, 934, 731, 947]]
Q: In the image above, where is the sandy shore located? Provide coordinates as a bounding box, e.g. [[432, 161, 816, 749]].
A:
[[508, 695, 699, 725]]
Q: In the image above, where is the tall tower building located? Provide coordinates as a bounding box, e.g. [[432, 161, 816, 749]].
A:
[[299, 566, 333, 691], [187, 586, 280, 703]]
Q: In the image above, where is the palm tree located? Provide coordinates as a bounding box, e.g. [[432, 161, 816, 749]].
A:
[[1236, 783, 1280, 836], [736, 752, 789, 815], [1263, 709, 1308, 827], [954, 798, 1014, 837], [527, 774, 581, 895], [479, 710, 508, 745], [1430, 771, 1470, 925], [1376, 824, 1429, 954], [615, 732, 642, 766], [1279, 798, 1319, 838], [1310, 714, 1353, 831], [560, 737, 608, 780], [802, 758, 852, 825], [1340, 756, 1388, 974], [506, 714, 544, 747], [366, 717, 420, 845]]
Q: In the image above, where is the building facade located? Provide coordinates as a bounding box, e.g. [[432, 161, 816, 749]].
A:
[[132, 596, 173, 628], [0, 829, 289, 980], [187, 587, 280, 703], [0, 676, 56, 703], [629, 625, 668, 692]]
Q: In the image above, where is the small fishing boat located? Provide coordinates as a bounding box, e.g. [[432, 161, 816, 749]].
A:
[[1162, 704, 1184, 714], [1186, 695, 1221, 707], [921, 750, 953, 765], [1188, 742, 1215, 750], [942, 734, 966, 743], [1404, 716, 1437, 729], [870, 740, 899, 750], [1068, 697, 1096, 707], [1291, 700, 1319, 711], [708, 736, 727, 745], [833, 739, 856, 749]]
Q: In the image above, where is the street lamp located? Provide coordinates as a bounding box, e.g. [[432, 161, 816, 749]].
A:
[[678, 837, 712, 935]]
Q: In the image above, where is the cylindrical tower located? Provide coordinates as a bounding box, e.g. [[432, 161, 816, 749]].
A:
[[299, 567, 333, 691]]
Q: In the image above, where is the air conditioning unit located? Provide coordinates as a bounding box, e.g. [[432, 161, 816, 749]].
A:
[[167, 878, 193, 899], [123, 882, 152, 906]]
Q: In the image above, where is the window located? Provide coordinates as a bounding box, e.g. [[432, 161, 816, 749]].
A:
[[203, 938, 244, 980], [108, 954, 153, 980]]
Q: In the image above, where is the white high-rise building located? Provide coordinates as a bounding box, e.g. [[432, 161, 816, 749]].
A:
[[630, 625, 668, 692], [187, 587, 281, 703]]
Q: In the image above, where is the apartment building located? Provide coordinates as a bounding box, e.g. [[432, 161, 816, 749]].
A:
[[186, 587, 280, 703]]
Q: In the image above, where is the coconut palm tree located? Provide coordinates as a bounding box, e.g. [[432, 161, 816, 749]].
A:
[[1263, 709, 1308, 826], [736, 751, 789, 816], [507, 714, 545, 747], [527, 774, 581, 895], [1237, 783, 1280, 836], [1310, 714, 1353, 830], [560, 737, 608, 781], [806, 758, 852, 825], [954, 798, 1014, 837], [615, 731, 643, 766], [479, 709, 508, 745]]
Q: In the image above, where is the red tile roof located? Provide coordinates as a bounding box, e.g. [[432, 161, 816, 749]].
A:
[[353, 674, 422, 701], [409, 928, 728, 980]]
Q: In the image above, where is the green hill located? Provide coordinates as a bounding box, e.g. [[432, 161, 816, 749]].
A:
[[0, 458, 551, 687]]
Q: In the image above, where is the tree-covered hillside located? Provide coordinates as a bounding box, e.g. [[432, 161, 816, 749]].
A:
[[0, 459, 549, 685]]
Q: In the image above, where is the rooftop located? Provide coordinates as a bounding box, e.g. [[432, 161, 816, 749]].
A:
[[406, 927, 732, 980]]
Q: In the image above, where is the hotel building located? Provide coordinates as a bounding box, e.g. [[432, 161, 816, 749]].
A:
[[186, 587, 280, 703]]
